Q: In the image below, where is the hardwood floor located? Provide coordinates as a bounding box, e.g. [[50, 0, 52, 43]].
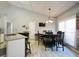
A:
[[27, 39, 79, 57], [0, 39, 79, 57]]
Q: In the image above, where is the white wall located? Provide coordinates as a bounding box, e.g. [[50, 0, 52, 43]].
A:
[[35, 17, 57, 34], [0, 2, 56, 39], [57, 3, 79, 48], [5, 5, 56, 33]]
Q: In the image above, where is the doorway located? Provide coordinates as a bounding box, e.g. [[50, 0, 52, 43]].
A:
[[5, 20, 13, 34]]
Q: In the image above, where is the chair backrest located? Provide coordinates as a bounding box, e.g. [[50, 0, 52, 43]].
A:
[[57, 31, 62, 34], [45, 32, 53, 35], [61, 32, 64, 40], [43, 35, 52, 42], [57, 31, 64, 41]]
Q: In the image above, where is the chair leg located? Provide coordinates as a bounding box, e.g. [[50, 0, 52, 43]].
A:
[[62, 43, 64, 51], [44, 41, 46, 51], [45, 46, 46, 51], [38, 36, 39, 45], [26, 42, 31, 54], [56, 42, 58, 51], [29, 43, 31, 54], [62, 46, 64, 51], [38, 40, 39, 45], [56, 46, 58, 51]]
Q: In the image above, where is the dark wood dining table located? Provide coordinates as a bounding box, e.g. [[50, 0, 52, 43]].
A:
[[37, 33, 57, 50], [39, 33, 57, 40]]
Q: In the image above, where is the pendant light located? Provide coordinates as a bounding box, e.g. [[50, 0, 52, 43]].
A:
[[46, 8, 53, 23]]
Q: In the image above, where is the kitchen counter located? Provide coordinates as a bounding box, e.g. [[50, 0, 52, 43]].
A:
[[5, 34, 28, 41]]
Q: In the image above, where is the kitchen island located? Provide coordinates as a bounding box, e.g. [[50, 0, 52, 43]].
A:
[[5, 34, 27, 57]]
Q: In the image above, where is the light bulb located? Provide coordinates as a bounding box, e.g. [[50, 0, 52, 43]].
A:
[[49, 20, 53, 23], [46, 21, 48, 23]]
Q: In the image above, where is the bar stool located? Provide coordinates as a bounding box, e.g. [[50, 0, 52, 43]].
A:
[[25, 39, 31, 56]]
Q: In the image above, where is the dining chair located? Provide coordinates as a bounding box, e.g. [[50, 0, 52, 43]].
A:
[[43, 34, 55, 51], [25, 39, 31, 56], [37, 31, 43, 45], [56, 32, 65, 51]]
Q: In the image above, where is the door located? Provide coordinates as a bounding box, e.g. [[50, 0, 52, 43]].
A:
[[5, 20, 13, 34]]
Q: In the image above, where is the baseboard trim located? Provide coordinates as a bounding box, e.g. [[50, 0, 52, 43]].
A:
[[65, 43, 79, 56]]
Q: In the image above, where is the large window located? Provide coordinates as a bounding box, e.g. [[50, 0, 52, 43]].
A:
[[58, 21, 65, 32], [58, 17, 76, 47], [65, 18, 76, 32]]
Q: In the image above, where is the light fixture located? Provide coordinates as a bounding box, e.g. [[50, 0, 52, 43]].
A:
[[49, 20, 53, 23], [46, 8, 53, 23], [46, 21, 48, 23]]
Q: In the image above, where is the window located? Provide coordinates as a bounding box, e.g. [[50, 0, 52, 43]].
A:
[[58, 17, 76, 47], [58, 21, 65, 32]]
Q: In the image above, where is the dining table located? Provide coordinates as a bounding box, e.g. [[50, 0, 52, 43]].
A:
[[37, 33, 57, 50]]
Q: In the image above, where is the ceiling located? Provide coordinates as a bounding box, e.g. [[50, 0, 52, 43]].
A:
[[8, 1, 79, 17]]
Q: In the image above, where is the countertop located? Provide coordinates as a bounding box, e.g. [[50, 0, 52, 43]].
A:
[[5, 34, 28, 41]]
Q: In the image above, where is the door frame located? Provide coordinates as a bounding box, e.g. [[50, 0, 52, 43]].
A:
[[4, 17, 13, 34]]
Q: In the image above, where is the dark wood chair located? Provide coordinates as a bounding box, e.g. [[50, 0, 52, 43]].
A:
[[37, 31, 40, 45], [43, 34, 55, 51], [25, 40, 31, 56], [25, 35, 31, 56], [56, 31, 65, 51], [19, 32, 31, 56], [37, 31, 44, 45]]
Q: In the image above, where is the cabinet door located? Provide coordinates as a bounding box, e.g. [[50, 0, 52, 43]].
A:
[[6, 39, 25, 57]]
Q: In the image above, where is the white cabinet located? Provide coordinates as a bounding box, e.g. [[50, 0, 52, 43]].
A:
[[6, 38, 25, 57], [0, 34, 5, 49]]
